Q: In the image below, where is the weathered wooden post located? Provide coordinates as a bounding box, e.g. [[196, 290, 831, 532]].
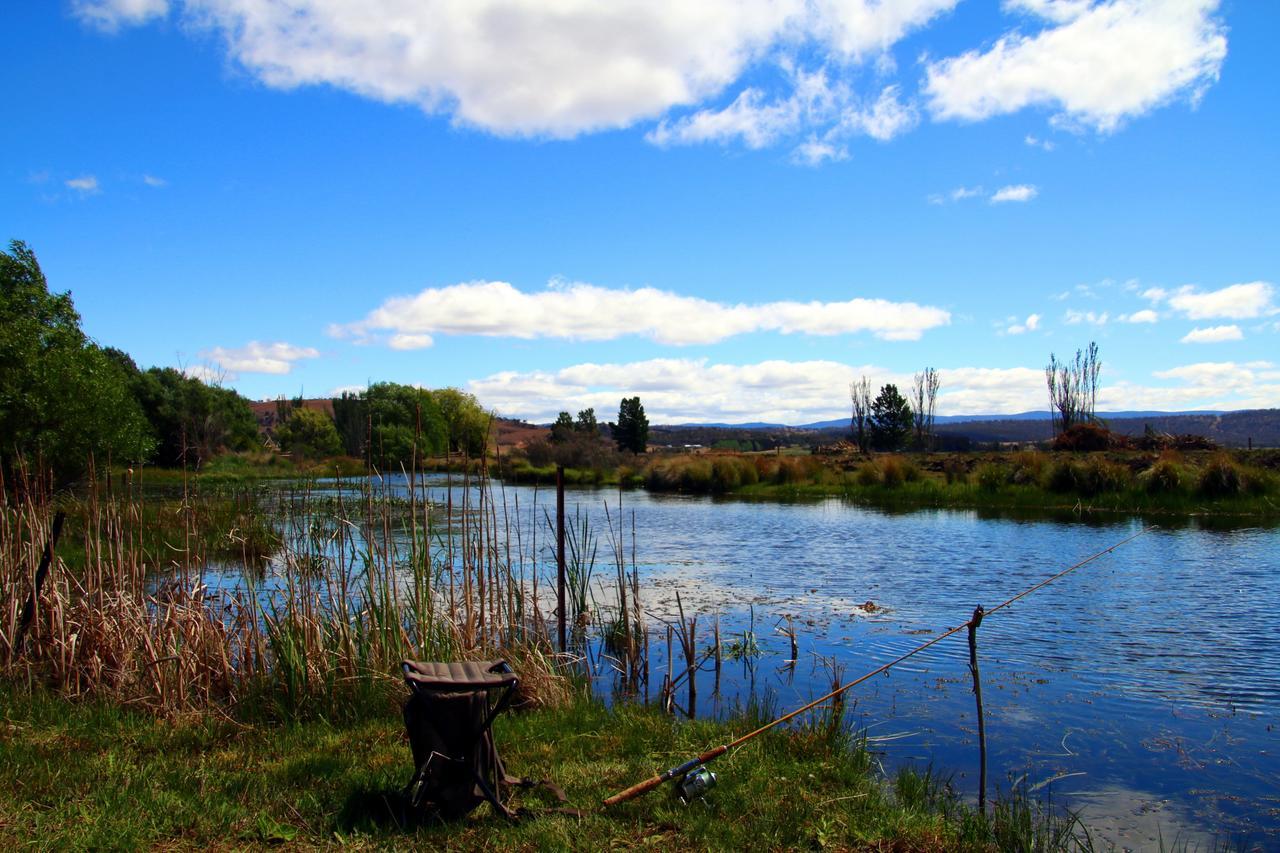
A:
[[556, 464, 566, 653], [967, 604, 988, 816], [15, 511, 66, 658]]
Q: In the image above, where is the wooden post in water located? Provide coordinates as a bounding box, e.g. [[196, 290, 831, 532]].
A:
[[556, 464, 566, 653], [967, 604, 987, 816]]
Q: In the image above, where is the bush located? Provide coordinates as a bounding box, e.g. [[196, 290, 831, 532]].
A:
[[1081, 456, 1131, 495], [1046, 459, 1083, 493], [1198, 453, 1243, 497], [1008, 450, 1046, 485], [975, 463, 1007, 492], [710, 458, 742, 492], [1052, 423, 1122, 452], [1141, 458, 1187, 494], [879, 456, 920, 488], [855, 462, 881, 487], [942, 458, 968, 485]]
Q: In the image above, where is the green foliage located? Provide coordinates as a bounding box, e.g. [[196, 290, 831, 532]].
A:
[[1141, 457, 1187, 494], [1198, 452, 1243, 497], [575, 407, 598, 434], [0, 240, 154, 481], [869, 384, 913, 451], [975, 463, 1008, 492], [432, 387, 490, 456], [613, 396, 649, 454], [275, 408, 342, 461], [328, 383, 477, 467], [131, 367, 258, 468], [550, 411, 575, 444]]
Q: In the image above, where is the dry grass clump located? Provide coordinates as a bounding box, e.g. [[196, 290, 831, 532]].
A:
[[1197, 452, 1243, 497]]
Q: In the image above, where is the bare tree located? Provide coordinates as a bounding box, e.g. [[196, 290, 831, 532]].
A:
[[911, 368, 942, 451], [850, 376, 872, 453], [1045, 342, 1101, 434]]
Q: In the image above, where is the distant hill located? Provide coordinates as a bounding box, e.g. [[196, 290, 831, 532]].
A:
[[699, 410, 1228, 431]]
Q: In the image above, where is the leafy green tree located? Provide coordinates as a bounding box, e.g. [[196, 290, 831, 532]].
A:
[[869, 384, 912, 451], [612, 396, 649, 454], [359, 383, 447, 467], [332, 391, 366, 457], [275, 407, 342, 461], [575, 408, 598, 434], [131, 367, 258, 467], [550, 411, 575, 444], [1, 240, 153, 482], [432, 387, 491, 456]]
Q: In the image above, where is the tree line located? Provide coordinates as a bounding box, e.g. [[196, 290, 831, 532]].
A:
[[1, 240, 493, 483], [849, 368, 941, 452]]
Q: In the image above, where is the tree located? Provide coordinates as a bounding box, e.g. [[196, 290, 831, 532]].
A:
[[1, 240, 153, 483], [849, 376, 872, 454], [1046, 342, 1100, 435], [575, 408, 598, 434], [131, 367, 258, 468], [869, 383, 913, 451], [433, 387, 490, 456], [612, 397, 649, 454], [275, 407, 342, 461], [911, 367, 941, 451], [550, 411, 575, 444]]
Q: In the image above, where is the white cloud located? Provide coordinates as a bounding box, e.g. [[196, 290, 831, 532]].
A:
[[928, 185, 983, 204], [1024, 133, 1055, 150], [1180, 324, 1243, 344], [74, 0, 168, 31], [1004, 0, 1093, 24], [1005, 313, 1041, 335], [1119, 309, 1158, 323], [328, 384, 367, 397], [469, 358, 1050, 423], [792, 137, 849, 166], [990, 184, 1038, 203], [468, 356, 1279, 423], [648, 75, 917, 153], [1064, 309, 1108, 325], [181, 364, 226, 384], [925, 0, 1227, 133], [142, 174, 168, 187], [201, 341, 321, 375], [334, 279, 952, 346], [1165, 281, 1276, 320], [65, 175, 100, 194]]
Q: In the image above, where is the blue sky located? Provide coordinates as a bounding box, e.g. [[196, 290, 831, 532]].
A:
[[3, 0, 1277, 423]]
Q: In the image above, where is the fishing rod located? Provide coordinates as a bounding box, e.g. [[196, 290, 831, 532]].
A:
[[602, 526, 1154, 807]]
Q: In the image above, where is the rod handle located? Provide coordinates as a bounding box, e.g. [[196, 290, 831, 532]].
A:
[[603, 773, 665, 807]]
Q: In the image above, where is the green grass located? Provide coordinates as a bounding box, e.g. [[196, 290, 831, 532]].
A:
[[0, 683, 1081, 851]]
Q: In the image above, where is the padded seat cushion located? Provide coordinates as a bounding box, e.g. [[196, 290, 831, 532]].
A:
[[402, 659, 517, 690]]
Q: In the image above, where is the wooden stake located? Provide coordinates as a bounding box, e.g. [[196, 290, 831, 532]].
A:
[[967, 604, 987, 816]]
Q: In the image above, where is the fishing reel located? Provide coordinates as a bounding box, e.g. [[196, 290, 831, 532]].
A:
[[675, 765, 717, 804]]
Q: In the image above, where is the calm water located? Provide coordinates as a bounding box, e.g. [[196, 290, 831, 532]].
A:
[[218, 476, 1280, 848]]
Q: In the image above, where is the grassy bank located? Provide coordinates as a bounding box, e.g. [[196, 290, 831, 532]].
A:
[[534, 449, 1280, 518], [0, 683, 1079, 851]]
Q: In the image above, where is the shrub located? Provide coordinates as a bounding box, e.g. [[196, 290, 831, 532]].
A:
[[710, 458, 742, 492], [878, 455, 920, 488], [855, 462, 881, 487], [1052, 423, 1122, 452], [1198, 453, 1243, 497], [1008, 450, 1046, 485], [1081, 456, 1130, 494], [1141, 458, 1186, 494], [942, 458, 968, 485], [975, 463, 1007, 492], [1046, 459, 1083, 493]]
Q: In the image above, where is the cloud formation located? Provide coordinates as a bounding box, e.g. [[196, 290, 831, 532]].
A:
[[925, 0, 1227, 132], [990, 184, 1038, 203], [1180, 324, 1242, 344], [65, 175, 101, 194], [1162, 281, 1276, 320], [200, 341, 321, 376], [76, 0, 1227, 153], [1005, 313, 1041, 335], [334, 279, 952, 346], [466, 357, 1276, 424]]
